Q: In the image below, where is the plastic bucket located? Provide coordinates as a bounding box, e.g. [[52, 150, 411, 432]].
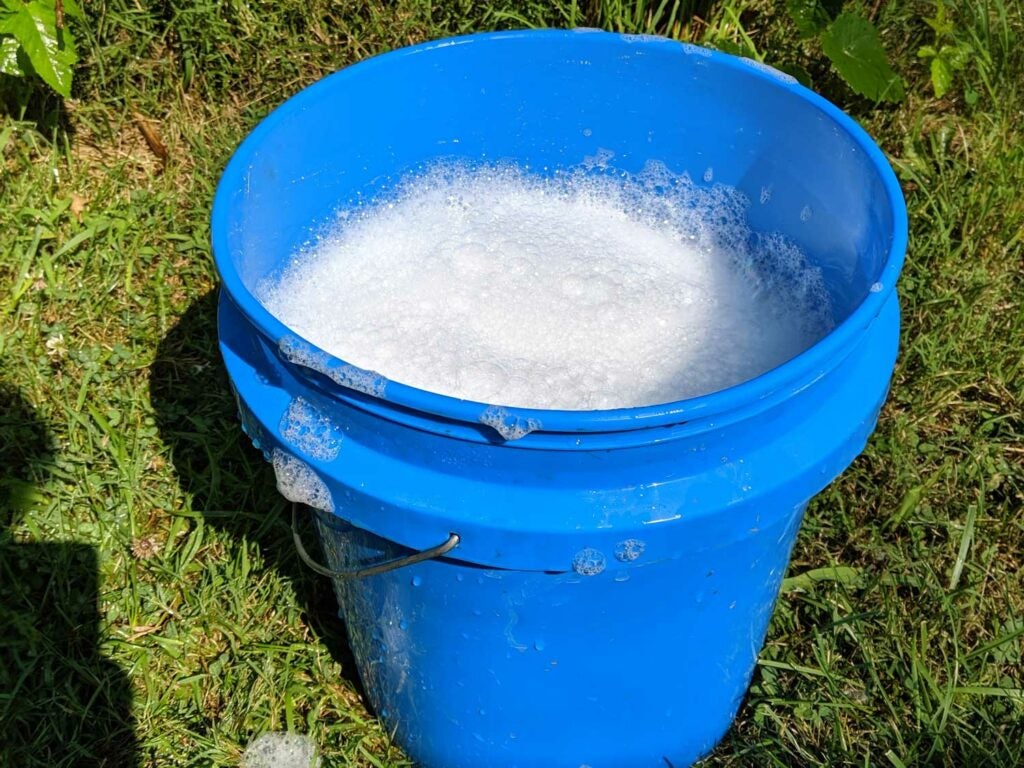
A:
[[212, 30, 906, 768]]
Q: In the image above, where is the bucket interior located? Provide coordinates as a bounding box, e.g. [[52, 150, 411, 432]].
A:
[[217, 31, 899, 365]]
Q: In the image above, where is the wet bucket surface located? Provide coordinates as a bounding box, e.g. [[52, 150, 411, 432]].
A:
[[212, 30, 907, 768]]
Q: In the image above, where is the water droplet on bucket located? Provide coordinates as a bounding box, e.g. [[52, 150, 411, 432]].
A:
[[870, 281, 884, 293], [411, 575, 423, 587], [800, 205, 813, 221], [534, 639, 545, 651], [399, 620, 408, 630]]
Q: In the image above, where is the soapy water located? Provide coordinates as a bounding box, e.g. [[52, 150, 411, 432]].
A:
[[279, 396, 342, 461], [572, 547, 607, 576], [279, 335, 387, 398], [272, 449, 334, 513], [258, 160, 833, 411], [479, 405, 542, 441], [614, 538, 646, 562], [242, 732, 320, 768]]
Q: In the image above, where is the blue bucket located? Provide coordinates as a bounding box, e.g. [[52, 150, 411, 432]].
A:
[[213, 30, 906, 768]]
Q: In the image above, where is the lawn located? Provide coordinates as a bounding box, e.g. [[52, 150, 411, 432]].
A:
[[1, 0, 1022, 766]]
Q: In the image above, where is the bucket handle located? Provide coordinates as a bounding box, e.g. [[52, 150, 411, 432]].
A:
[[291, 503, 461, 579]]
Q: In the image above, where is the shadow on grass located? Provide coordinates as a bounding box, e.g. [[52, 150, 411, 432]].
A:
[[148, 290, 365, 692], [0, 384, 137, 767]]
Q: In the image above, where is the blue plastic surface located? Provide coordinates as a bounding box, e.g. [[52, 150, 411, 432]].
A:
[[212, 30, 907, 768]]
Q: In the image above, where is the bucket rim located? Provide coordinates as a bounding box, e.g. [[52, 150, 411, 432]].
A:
[[211, 28, 908, 435]]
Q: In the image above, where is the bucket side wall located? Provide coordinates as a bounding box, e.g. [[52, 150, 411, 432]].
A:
[[313, 502, 806, 768], [220, 291, 899, 573]]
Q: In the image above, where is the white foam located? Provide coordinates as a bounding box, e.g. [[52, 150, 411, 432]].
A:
[[272, 449, 334, 512], [621, 33, 665, 44], [258, 161, 833, 411], [572, 547, 607, 576], [614, 538, 646, 562], [479, 406, 542, 441], [680, 42, 713, 57], [279, 397, 342, 461], [242, 732, 320, 768], [279, 336, 387, 397]]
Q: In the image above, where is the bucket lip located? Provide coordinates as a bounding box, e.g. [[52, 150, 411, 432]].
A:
[[212, 28, 907, 435]]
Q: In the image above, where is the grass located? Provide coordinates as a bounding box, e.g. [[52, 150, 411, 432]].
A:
[[1, 0, 1022, 765]]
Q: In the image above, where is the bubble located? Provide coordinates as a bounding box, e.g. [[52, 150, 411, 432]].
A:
[[279, 396, 342, 461], [620, 33, 664, 44], [870, 281, 884, 293], [582, 147, 615, 170], [278, 336, 386, 398], [572, 548, 606, 576], [479, 406, 542, 441], [330, 364, 387, 397], [800, 205, 813, 222], [679, 42, 713, 57], [703, 167, 714, 182], [272, 449, 334, 512], [614, 538, 646, 562]]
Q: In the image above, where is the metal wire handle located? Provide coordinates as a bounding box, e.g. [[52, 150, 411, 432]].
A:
[[291, 502, 461, 579]]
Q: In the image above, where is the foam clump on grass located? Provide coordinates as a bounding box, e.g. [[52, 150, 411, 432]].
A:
[[242, 732, 320, 768]]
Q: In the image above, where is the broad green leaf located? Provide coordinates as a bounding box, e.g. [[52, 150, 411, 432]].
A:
[[820, 12, 904, 102], [923, 3, 953, 37], [777, 61, 813, 87], [917, 45, 938, 59], [786, 0, 830, 39], [931, 56, 953, 97], [941, 42, 973, 70], [62, 0, 86, 21], [0, 0, 76, 97], [0, 34, 22, 76]]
